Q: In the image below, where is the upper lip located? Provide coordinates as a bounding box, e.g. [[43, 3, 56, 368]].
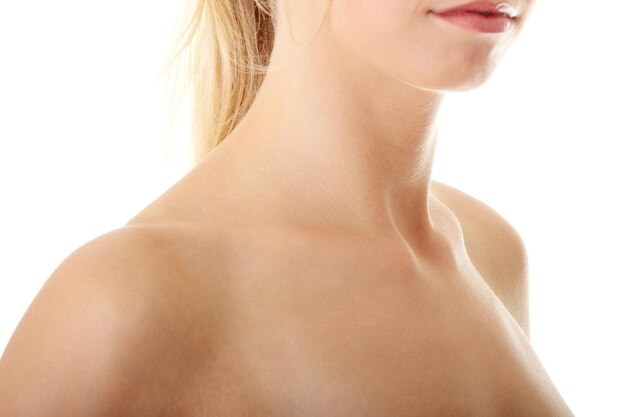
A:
[[430, 1, 520, 19]]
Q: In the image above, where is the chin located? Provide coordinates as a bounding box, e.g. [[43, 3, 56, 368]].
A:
[[427, 70, 494, 92], [347, 32, 508, 94], [388, 58, 498, 93]]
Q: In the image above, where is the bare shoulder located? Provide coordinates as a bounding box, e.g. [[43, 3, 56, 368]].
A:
[[430, 180, 530, 338], [429, 180, 528, 253], [0, 226, 228, 416]]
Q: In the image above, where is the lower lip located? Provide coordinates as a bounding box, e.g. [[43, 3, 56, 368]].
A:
[[431, 11, 513, 33]]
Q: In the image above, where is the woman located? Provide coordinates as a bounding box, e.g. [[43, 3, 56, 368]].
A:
[[0, 0, 575, 416]]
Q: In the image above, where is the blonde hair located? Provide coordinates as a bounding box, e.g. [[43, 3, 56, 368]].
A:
[[159, 0, 332, 167], [159, 0, 277, 167]]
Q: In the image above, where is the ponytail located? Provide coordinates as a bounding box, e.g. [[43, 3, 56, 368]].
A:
[[159, 0, 277, 166]]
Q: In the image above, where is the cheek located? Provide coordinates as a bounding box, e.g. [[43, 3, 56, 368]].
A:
[[331, 0, 416, 48]]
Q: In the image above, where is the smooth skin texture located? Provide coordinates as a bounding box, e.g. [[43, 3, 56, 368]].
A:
[[0, 0, 576, 415]]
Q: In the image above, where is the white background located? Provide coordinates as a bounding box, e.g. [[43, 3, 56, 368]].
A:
[[1, 1, 624, 416]]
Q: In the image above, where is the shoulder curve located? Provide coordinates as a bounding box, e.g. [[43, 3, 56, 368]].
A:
[[430, 180, 530, 338], [431, 180, 528, 253], [0, 227, 169, 416], [0, 226, 225, 416], [46, 226, 189, 301]]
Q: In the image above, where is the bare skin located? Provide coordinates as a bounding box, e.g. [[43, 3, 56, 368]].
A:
[[105, 0, 573, 413], [0, 0, 576, 415], [0, 148, 574, 416], [112, 139, 574, 416]]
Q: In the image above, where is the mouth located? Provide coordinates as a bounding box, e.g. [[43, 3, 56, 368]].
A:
[[428, 1, 519, 33], [430, 1, 520, 21]]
